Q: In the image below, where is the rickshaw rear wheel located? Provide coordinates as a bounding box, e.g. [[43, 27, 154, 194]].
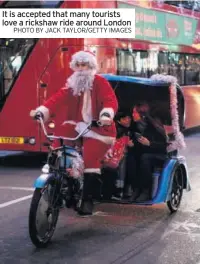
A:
[[167, 167, 183, 213]]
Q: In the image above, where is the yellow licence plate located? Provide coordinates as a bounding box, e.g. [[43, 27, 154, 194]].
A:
[[0, 137, 24, 144]]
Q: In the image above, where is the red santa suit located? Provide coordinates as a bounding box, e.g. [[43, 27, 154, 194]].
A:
[[34, 50, 118, 215], [36, 71, 118, 174]]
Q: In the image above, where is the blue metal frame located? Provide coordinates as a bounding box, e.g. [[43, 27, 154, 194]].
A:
[[154, 159, 178, 204], [101, 74, 170, 86], [34, 173, 54, 189], [33, 145, 79, 189], [33, 157, 190, 205], [134, 156, 190, 205], [133, 159, 177, 205]]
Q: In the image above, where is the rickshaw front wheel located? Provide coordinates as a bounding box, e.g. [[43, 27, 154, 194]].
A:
[[29, 186, 60, 248], [167, 167, 184, 213]]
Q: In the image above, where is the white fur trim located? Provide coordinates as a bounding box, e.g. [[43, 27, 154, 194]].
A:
[[84, 168, 101, 174], [150, 74, 186, 151], [75, 122, 115, 145], [86, 131, 115, 145], [75, 122, 89, 134], [150, 74, 177, 84], [82, 90, 92, 123], [36, 105, 49, 122], [62, 120, 77, 125], [70, 51, 98, 71], [99, 108, 115, 119]]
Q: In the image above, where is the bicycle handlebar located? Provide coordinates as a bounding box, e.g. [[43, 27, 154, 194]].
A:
[[36, 115, 96, 141]]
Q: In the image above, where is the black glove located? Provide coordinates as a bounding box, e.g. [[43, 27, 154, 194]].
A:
[[34, 111, 44, 120]]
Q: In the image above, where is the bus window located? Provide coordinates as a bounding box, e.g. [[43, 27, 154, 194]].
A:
[[2, 1, 62, 8], [163, 1, 181, 7], [0, 39, 36, 108], [147, 50, 159, 76], [117, 49, 135, 76], [164, 0, 200, 11], [158, 52, 169, 75], [185, 54, 200, 85], [169, 53, 185, 85], [133, 51, 149, 77], [117, 49, 149, 77]]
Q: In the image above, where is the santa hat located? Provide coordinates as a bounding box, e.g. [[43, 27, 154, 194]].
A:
[[69, 50, 98, 71]]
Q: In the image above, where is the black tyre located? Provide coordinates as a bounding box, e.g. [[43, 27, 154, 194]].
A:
[[167, 167, 184, 213], [29, 186, 59, 248]]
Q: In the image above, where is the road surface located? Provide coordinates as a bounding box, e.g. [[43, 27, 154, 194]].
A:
[[0, 133, 200, 264]]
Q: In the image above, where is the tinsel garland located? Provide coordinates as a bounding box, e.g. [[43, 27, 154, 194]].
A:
[[150, 74, 186, 152]]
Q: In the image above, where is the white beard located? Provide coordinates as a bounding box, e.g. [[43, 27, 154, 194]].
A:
[[66, 70, 95, 96]]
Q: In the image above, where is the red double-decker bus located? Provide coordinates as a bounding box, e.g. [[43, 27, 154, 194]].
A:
[[0, 0, 200, 152]]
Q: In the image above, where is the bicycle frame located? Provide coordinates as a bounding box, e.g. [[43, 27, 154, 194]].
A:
[[34, 117, 92, 189]]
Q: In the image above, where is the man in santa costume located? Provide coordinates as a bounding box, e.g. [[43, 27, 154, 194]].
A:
[[30, 50, 118, 215]]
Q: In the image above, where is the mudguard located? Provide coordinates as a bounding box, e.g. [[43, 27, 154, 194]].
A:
[[165, 156, 191, 202], [34, 173, 55, 189], [176, 155, 191, 192], [152, 156, 191, 204]]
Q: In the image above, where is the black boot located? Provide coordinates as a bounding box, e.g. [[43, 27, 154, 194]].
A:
[[78, 198, 93, 216], [77, 173, 102, 216]]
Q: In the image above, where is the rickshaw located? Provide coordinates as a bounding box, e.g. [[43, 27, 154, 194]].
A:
[[28, 74, 191, 248]]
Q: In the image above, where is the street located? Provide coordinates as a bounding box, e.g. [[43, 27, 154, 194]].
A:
[[0, 133, 200, 264]]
